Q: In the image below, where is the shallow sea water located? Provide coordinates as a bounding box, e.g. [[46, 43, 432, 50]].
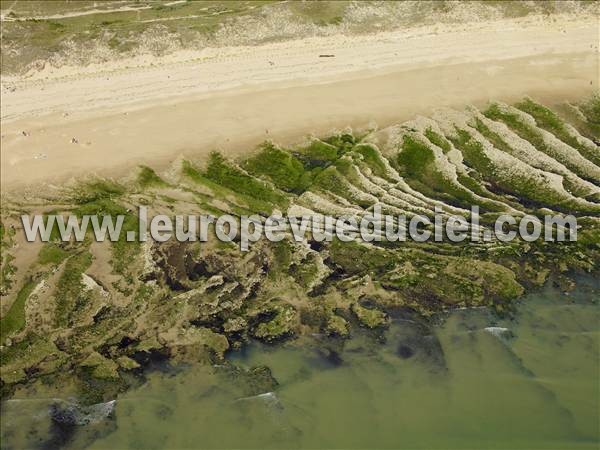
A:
[[2, 277, 599, 449]]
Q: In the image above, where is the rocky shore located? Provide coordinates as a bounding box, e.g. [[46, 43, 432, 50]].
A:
[[1, 96, 599, 407]]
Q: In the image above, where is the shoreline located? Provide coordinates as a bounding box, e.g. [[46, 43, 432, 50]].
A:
[[1, 4, 599, 448]]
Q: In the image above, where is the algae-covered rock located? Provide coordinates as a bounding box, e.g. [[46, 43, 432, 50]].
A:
[[3, 96, 600, 402], [218, 364, 279, 397], [80, 352, 120, 380], [50, 399, 116, 426], [1, 335, 67, 386], [252, 304, 297, 343], [223, 317, 248, 334], [351, 303, 389, 329], [325, 314, 350, 338], [116, 356, 140, 370], [165, 327, 230, 362], [1, 368, 26, 384]]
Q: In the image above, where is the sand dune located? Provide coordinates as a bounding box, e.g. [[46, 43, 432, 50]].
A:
[[0, 14, 597, 191]]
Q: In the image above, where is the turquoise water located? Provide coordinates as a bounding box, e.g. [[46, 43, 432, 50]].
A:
[[2, 277, 599, 449]]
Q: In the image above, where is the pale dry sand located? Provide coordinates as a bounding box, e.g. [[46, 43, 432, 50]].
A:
[[0, 15, 598, 192]]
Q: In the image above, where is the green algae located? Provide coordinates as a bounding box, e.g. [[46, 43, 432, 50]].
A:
[[515, 98, 600, 165], [294, 139, 340, 168], [54, 251, 93, 327], [352, 143, 395, 181], [351, 303, 389, 329], [483, 103, 599, 182], [580, 93, 600, 124], [472, 118, 592, 198], [244, 143, 313, 194], [448, 128, 592, 213], [110, 214, 140, 278], [204, 152, 288, 209], [37, 243, 69, 266], [0, 220, 17, 294], [289, 253, 321, 289], [183, 158, 284, 214], [398, 135, 503, 212], [137, 165, 168, 188], [252, 304, 297, 343], [312, 165, 374, 208], [0, 252, 16, 295], [71, 179, 126, 205], [328, 240, 395, 276], [6, 281, 599, 449], [0, 279, 36, 343], [397, 135, 436, 174], [578, 93, 600, 141], [324, 314, 349, 337], [80, 352, 120, 380], [424, 127, 452, 153]]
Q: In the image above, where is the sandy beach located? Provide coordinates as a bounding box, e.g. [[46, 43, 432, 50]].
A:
[[1, 14, 598, 192]]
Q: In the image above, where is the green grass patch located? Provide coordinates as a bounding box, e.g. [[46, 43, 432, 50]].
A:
[[288, 1, 349, 27]]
